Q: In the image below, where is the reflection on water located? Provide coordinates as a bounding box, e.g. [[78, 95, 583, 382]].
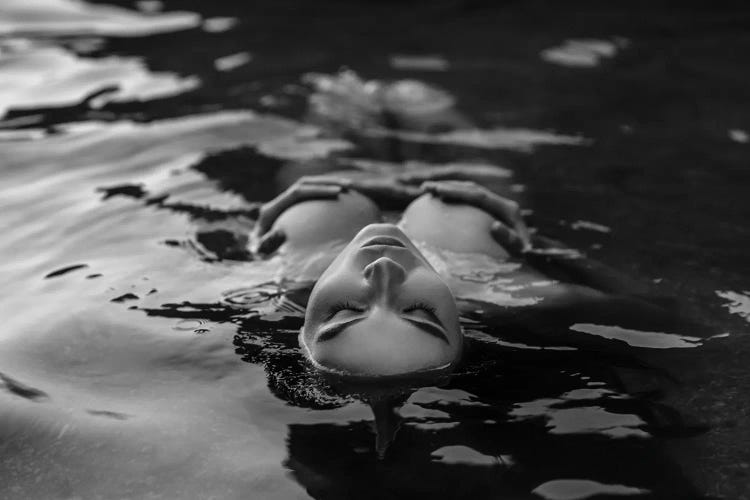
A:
[[716, 290, 750, 323], [0, 38, 199, 118], [728, 129, 749, 144], [366, 126, 589, 152], [509, 388, 649, 439], [569, 323, 703, 349], [389, 54, 450, 72], [532, 479, 649, 500], [540, 38, 629, 68], [0, 0, 200, 37], [0, 0, 747, 498], [214, 51, 252, 72]]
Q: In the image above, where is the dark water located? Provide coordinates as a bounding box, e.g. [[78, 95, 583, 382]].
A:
[[1, 1, 750, 499]]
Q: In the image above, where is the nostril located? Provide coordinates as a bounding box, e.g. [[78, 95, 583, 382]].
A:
[[364, 257, 406, 287], [363, 262, 374, 280]]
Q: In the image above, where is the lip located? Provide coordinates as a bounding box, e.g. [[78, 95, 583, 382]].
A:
[[361, 236, 405, 248]]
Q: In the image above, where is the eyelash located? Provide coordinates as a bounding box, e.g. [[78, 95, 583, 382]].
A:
[[403, 302, 437, 315], [326, 301, 365, 320], [326, 301, 436, 320]]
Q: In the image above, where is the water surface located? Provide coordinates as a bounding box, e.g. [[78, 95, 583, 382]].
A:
[[1, 1, 749, 499]]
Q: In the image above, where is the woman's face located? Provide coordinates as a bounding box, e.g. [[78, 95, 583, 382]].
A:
[[301, 224, 462, 377]]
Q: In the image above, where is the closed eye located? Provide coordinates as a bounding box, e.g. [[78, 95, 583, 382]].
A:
[[403, 302, 442, 326], [324, 301, 366, 321]]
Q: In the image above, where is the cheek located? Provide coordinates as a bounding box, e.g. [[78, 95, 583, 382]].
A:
[[437, 293, 461, 333], [410, 271, 456, 307], [304, 270, 365, 324], [304, 297, 327, 326], [412, 274, 461, 330], [314, 245, 363, 291]]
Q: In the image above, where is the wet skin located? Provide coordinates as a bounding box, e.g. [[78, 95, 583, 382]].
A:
[[266, 178, 611, 378], [276, 190, 572, 378], [300, 223, 463, 378]]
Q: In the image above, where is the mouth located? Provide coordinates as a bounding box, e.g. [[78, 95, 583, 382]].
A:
[[361, 236, 405, 248]]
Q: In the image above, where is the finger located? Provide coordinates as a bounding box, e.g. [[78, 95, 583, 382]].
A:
[[256, 184, 341, 234], [479, 195, 531, 250], [441, 183, 531, 249], [299, 176, 353, 189], [490, 221, 524, 255], [296, 184, 343, 198], [399, 184, 423, 199], [419, 181, 440, 194], [419, 182, 462, 200], [432, 182, 483, 203], [255, 228, 286, 255], [416, 167, 501, 182], [527, 235, 581, 258], [461, 163, 512, 179], [397, 172, 422, 184]]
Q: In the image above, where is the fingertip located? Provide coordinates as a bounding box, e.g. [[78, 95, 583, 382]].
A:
[[491, 220, 512, 239], [428, 183, 445, 196], [420, 181, 436, 194], [257, 229, 286, 255], [319, 185, 341, 196]]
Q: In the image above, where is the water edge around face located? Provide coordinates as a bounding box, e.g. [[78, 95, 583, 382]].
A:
[[300, 224, 463, 378]]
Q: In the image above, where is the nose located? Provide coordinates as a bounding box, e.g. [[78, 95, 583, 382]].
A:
[[363, 257, 407, 295]]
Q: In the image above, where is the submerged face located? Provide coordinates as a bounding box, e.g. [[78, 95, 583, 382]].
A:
[[301, 224, 463, 378]]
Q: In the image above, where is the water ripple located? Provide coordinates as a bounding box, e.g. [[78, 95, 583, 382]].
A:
[[0, 39, 199, 119], [0, 0, 200, 37]]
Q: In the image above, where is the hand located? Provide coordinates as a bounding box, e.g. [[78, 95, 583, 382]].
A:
[[419, 180, 531, 251], [252, 176, 344, 254]]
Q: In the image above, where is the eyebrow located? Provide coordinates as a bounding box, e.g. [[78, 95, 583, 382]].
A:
[[317, 318, 366, 342], [417, 307, 445, 330], [316, 316, 449, 344], [403, 318, 449, 343]]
